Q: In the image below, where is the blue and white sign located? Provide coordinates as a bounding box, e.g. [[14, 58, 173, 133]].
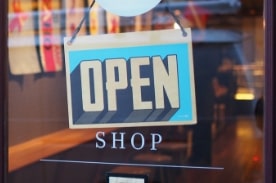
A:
[[64, 29, 197, 128]]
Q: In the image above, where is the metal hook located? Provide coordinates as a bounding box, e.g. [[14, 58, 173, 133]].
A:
[[165, 0, 187, 37]]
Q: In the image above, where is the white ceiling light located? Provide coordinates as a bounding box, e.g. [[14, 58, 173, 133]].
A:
[[96, 0, 161, 16]]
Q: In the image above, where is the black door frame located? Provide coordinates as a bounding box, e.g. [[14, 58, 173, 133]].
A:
[[264, 0, 276, 183], [0, 0, 275, 183], [0, 0, 8, 183]]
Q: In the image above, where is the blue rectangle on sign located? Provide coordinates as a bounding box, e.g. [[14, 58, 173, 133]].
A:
[[64, 29, 197, 128]]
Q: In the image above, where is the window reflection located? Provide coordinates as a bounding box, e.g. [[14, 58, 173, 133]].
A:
[[8, 0, 264, 183]]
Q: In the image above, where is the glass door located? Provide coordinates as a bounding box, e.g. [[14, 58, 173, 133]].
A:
[[2, 0, 274, 182]]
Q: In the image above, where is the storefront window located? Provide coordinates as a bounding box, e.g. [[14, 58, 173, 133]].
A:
[[6, 0, 266, 182]]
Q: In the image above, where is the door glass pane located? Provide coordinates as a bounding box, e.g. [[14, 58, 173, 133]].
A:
[[8, 0, 264, 182]]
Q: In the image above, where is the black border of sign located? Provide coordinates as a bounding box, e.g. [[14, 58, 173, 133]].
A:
[[106, 172, 149, 183]]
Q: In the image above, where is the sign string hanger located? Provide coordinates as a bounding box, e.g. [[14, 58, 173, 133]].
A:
[[67, 0, 96, 45], [67, 0, 187, 45], [165, 0, 187, 37]]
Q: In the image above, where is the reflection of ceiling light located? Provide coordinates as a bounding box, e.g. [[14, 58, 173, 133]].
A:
[[235, 88, 255, 100], [96, 0, 161, 16], [253, 70, 264, 76], [235, 93, 255, 100]]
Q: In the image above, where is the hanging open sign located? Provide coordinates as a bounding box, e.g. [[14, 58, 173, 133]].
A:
[[64, 29, 197, 128]]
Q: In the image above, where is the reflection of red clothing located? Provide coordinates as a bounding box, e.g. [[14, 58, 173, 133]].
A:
[[9, 16, 22, 32], [183, 4, 209, 28], [9, 0, 28, 32], [40, 0, 57, 72], [110, 18, 118, 33], [13, 1, 21, 13], [43, 0, 52, 9]]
